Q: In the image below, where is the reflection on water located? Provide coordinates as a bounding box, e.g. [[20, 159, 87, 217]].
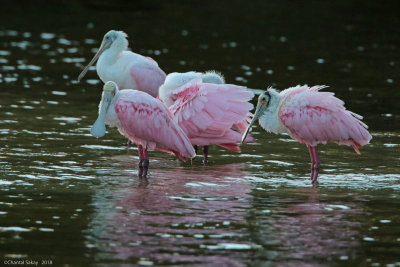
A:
[[1, 0, 400, 266], [87, 163, 253, 265], [273, 189, 361, 263]]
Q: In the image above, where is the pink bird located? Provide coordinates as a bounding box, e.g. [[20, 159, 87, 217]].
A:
[[159, 71, 255, 163], [78, 30, 166, 97], [91, 81, 195, 177], [241, 85, 372, 182]]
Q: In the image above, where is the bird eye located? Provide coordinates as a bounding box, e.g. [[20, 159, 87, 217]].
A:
[[105, 36, 110, 40]]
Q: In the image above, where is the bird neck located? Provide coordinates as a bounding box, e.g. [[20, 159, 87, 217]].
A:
[[159, 72, 202, 107], [259, 90, 286, 134], [158, 84, 176, 107], [267, 89, 282, 113]]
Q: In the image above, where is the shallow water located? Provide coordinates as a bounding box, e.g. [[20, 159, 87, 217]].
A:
[[1, 0, 400, 266]]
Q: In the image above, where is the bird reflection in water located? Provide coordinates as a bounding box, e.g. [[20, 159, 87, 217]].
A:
[[270, 188, 362, 263], [87, 163, 254, 266]]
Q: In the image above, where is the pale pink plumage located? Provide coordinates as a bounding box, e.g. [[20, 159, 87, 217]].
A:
[[243, 84, 372, 183], [98, 51, 166, 97], [79, 30, 166, 97], [167, 78, 255, 152], [278, 85, 371, 153], [112, 90, 195, 161]]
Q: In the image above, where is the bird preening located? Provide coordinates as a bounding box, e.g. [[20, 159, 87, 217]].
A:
[[241, 85, 372, 183], [82, 30, 372, 183], [158, 71, 255, 164]]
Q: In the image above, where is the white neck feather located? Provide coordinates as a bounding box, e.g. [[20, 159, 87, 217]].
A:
[[159, 72, 202, 107], [159, 71, 225, 107], [258, 89, 288, 134]]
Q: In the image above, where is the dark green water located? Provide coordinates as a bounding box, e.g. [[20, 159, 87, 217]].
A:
[[0, 1, 399, 266]]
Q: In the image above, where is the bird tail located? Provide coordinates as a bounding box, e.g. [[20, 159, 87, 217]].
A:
[[217, 143, 241, 153], [158, 148, 192, 161]]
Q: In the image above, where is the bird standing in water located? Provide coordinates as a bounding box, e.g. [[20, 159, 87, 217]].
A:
[[159, 71, 254, 164], [78, 30, 166, 97], [242, 85, 372, 182], [91, 81, 195, 177]]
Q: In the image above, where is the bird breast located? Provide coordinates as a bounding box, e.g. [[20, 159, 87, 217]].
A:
[[104, 97, 121, 129], [258, 105, 289, 135]]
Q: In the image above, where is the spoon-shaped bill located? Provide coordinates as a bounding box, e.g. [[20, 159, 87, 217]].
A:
[[90, 91, 112, 138], [91, 114, 107, 138], [77, 40, 108, 82]]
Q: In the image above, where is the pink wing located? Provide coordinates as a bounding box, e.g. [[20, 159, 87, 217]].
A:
[[130, 61, 166, 98], [169, 79, 254, 152], [279, 85, 372, 153], [114, 90, 195, 160]]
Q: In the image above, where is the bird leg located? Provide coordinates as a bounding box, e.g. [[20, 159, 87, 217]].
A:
[[142, 148, 149, 177], [127, 139, 133, 147], [307, 145, 320, 183], [191, 145, 198, 164], [203, 146, 209, 165], [311, 146, 320, 171], [138, 145, 144, 177]]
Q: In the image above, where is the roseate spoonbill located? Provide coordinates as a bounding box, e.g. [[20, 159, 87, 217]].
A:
[[159, 71, 255, 164], [78, 30, 166, 97], [241, 85, 372, 182], [91, 81, 195, 177]]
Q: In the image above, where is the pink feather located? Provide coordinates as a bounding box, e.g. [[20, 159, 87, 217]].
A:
[[114, 90, 195, 160], [130, 64, 166, 98], [167, 79, 255, 152], [279, 85, 372, 153]]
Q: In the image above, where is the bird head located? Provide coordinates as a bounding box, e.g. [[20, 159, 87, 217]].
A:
[[202, 71, 225, 84], [77, 30, 128, 82], [241, 90, 271, 143], [103, 80, 119, 96]]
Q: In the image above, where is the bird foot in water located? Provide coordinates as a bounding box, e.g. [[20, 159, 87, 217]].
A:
[[310, 163, 320, 183], [127, 140, 133, 147], [142, 159, 149, 177], [138, 159, 144, 177], [203, 146, 208, 165]]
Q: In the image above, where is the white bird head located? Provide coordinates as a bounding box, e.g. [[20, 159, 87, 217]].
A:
[[202, 71, 225, 84], [90, 81, 119, 138], [241, 89, 274, 143], [158, 71, 202, 107], [103, 80, 119, 94], [78, 30, 128, 82], [159, 70, 225, 107]]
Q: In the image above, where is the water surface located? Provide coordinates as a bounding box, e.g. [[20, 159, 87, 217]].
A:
[[0, 1, 399, 266]]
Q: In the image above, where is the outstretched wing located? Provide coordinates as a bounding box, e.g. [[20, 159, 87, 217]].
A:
[[114, 90, 195, 160], [278, 85, 372, 152], [169, 79, 254, 150]]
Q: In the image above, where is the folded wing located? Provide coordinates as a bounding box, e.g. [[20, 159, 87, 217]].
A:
[[115, 90, 195, 160], [279, 85, 372, 153], [169, 78, 255, 152]]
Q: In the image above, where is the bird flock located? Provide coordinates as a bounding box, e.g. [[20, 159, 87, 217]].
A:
[[78, 30, 372, 183]]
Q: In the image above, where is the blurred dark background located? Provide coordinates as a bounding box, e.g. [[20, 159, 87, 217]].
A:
[[0, 2, 400, 265], [1, 0, 399, 130]]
